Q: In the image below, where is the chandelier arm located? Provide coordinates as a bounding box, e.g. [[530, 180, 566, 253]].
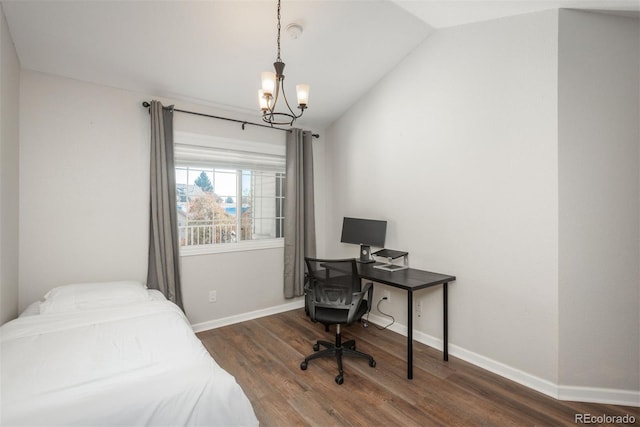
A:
[[279, 76, 303, 120], [262, 95, 304, 126], [264, 77, 282, 122], [262, 112, 297, 126]]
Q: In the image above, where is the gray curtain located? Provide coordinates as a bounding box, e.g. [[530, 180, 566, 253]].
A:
[[146, 100, 183, 310], [284, 129, 316, 298]]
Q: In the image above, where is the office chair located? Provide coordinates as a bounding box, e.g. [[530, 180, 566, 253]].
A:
[[300, 257, 376, 385]]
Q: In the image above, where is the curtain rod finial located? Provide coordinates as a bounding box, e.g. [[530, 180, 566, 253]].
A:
[[142, 101, 151, 108]]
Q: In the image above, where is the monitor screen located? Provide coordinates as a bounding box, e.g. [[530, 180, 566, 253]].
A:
[[340, 217, 387, 248]]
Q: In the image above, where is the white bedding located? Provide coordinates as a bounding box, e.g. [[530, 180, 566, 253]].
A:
[[1, 292, 258, 426]]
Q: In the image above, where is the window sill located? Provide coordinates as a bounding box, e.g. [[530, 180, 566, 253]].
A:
[[179, 238, 284, 257]]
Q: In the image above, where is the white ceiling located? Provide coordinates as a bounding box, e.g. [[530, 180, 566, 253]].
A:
[[394, 0, 639, 28], [2, 0, 639, 129]]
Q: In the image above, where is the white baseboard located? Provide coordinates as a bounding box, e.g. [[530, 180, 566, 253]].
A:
[[190, 299, 305, 333], [366, 313, 639, 407], [558, 385, 640, 407], [448, 340, 559, 399]]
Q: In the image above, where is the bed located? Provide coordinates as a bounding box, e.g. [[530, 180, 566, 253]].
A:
[[0, 281, 258, 427]]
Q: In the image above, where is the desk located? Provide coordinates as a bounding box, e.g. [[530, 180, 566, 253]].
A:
[[357, 263, 455, 380]]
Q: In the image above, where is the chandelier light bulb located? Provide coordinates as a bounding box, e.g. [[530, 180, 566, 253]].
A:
[[261, 72, 276, 96], [258, 90, 270, 111], [296, 84, 310, 107]]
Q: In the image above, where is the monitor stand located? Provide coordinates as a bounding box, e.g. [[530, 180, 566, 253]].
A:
[[372, 249, 409, 272], [357, 245, 375, 263]]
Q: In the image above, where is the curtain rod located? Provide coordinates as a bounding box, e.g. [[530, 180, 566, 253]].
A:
[[141, 101, 319, 138]]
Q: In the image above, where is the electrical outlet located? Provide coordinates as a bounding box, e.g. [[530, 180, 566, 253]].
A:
[[209, 290, 217, 303], [415, 300, 422, 317], [382, 290, 390, 303]]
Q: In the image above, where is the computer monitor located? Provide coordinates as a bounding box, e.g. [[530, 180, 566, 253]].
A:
[[340, 217, 387, 263]]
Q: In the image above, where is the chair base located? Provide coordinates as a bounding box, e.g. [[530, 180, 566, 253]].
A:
[[300, 325, 376, 385]]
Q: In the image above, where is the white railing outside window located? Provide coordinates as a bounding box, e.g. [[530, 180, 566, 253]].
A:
[[179, 220, 241, 246]]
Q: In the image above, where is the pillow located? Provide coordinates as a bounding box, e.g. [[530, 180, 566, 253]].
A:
[[39, 281, 151, 314], [19, 301, 41, 317]]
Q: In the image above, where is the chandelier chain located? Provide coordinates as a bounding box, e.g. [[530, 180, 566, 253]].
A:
[[276, 0, 282, 62]]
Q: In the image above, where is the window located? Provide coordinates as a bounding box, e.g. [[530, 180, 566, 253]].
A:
[[174, 134, 286, 254]]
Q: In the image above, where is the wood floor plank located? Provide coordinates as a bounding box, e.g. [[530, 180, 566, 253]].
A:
[[197, 309, 640, 426]]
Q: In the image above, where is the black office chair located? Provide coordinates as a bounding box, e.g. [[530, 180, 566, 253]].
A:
[[300, 257, 376, 384]]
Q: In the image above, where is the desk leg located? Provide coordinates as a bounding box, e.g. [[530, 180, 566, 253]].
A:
[[407, 290, 413, 379], [443, 282, 448, 361]]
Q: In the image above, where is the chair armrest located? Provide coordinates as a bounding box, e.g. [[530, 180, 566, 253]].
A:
[[304, 280, 316, 320], [346, 281, 374, 323]]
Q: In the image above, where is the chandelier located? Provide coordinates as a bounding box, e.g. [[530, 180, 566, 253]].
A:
[[258, 0, 309, 126]]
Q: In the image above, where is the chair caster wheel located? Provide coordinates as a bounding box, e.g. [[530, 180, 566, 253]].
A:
[[369, 359, 376, 368], [300, 361, 308, 370], [335, 374, 344, 385], [313, 343, 320, 351]]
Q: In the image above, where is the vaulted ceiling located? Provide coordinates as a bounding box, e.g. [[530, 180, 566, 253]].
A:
[[2, 0, 638, 129]]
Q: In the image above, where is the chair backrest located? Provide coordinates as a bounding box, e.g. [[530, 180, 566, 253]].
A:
[[304, 258, 361, 308]]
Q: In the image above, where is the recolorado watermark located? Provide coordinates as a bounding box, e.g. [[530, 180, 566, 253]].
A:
[[575, 413, 637, 424]]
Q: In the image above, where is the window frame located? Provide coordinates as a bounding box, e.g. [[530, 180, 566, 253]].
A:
[[180, 237, 284, 257], [174, 132, 286, 257]]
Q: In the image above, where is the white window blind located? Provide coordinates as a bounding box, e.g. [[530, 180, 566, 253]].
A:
[[174, 143, 285, 172]]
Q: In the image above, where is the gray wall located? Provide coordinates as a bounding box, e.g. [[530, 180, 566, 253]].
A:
[[0, 3, 20, 325], [558, 9, 640, 393]]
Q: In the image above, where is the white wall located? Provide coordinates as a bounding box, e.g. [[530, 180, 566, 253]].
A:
[[0, 3, 20, 325], [326, 10, 560, 384], [19, 72, 150, 310], [558, 10, 640, 394], [18, 71, 326, 325], [325, 8, 640, 404]]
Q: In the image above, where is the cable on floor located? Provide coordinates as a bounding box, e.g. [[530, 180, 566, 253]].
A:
[[365, 298, 395, 330]]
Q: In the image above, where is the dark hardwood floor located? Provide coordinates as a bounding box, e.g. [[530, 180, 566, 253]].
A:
[[197, 309, 639, 426]]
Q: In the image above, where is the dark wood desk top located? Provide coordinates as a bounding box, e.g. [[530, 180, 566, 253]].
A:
[[357, 263, 456, 291]]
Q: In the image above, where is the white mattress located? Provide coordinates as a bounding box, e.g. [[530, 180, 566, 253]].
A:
[[1, 294, 258, 426]]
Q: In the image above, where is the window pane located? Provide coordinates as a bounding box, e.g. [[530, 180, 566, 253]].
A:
[[176, 164, 285, 247], [213, 169, 238, 243], [244, 170, 283, 240]]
